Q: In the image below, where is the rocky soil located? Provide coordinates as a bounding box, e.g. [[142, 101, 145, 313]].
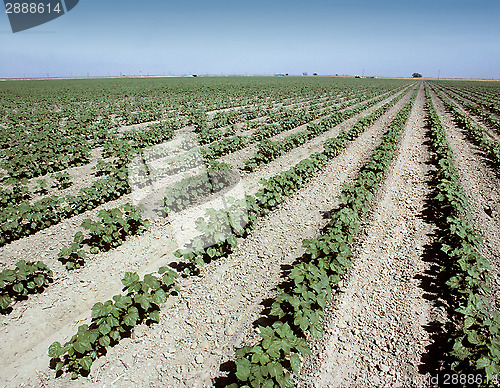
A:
[[2, 81, 498, 388]]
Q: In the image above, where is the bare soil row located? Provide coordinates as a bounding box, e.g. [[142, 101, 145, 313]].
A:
[[0, 87, 414, 387]]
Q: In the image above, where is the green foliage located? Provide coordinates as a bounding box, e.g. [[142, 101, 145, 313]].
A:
[[171, 86, 411, 275], [242, 85, 409, 172], [125, 121, 176, 149], [203, 135, 248, 160], [224, 125, 238, 137], [438, 85, 500, 131], [426, 90, 500, 381], [0, 78, 411, 248], [58, 204, 148, 270], [0, 131, 90, 180], [187, 109, 209, 132], [163, 165, 233, 214], [81, 203, 149, 254], [431, 85, 500, 170], [48, 269, 179, 378], [0, 260, 53, 312], [58, 232, 86, 270], [228, 90, 417, 387], [198, 128, 223, 145], [174, 196, 256, 274], [51, 171, 73, 190], [35, 178, 49, 195], [0, 180, 30, 209], [0, 168, 132, 247]]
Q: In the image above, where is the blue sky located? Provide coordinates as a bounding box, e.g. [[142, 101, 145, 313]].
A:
[[1, 0, 499, 79]]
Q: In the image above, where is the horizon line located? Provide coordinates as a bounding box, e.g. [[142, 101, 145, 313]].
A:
[[1, 74, 499, 82]]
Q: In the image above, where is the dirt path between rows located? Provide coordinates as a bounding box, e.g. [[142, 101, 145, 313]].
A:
[[0, 87, 402, 273], [0, 88, 413, 387], [8, 92, 358, 211], [434, 86, 500, 142], [440, 87, 500, 120], [59, 85, 415, 388], [224, 88, 407, 186], [219, 89, 398, 170], [428, 87, 500, 310], [297, 84, 441, 387]]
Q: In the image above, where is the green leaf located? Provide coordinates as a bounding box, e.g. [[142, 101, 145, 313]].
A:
[[152, 288, 167, 305], [262, 379, 274, 388], [12, 283, 24, 294], [207, 247, 216, 258], [295, 339, 311, 355], [79, 356, 93, 371], [99, 335, 111, 348], [310, 322, 323, 338], [73, 340, 90, 354], [122, 272, 140, 288], [113, 294, 132, 311], [477, 356, 492, 369], [143, 274, 160, 291], [48, 341, 64, 358], [267, 340, 282, 359], [55, 360, 64, 372], [33, 275, 44, 287], [74, 231, 84, 244], [0, 294, 12, 309], [290, 353, 301, 374], [294, 314, 309, 331], [227, 235, 238, 247], [451, 337, 471, 360], [485, 363, 500, 378], [91, 302, 109, 319], [147, 309, 161, 323], [134, 292, 152, 310], [160, 268, 178, 286], [123, 307, 139, 326], [109, 330, 121, 341], [467, 330, 485, 346], [235, 357, 251, 381], [267, 361, 283, 378], [99, 322, 111, 335]]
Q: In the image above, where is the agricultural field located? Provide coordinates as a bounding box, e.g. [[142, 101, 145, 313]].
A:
[[0, 76, 500, 387]]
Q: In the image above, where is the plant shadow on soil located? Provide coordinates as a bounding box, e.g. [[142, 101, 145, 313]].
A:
[[413, 124, 458, 378], [468, 140, 500, 181], [213, 263, 295, 387], [213, 208, 344, 387], [1, 281, 53, 316], [447, 113, 500, 183]]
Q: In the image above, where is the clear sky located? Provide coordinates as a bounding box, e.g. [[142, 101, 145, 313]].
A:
[[0, 0, 499, 79]]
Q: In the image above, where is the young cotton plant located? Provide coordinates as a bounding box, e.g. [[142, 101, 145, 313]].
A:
[[58, 231, 86, 270], [175, 196, 256, 274], [51, 171, 73, 190], [426, 91, 500, 380], [81, 203, 149, 254], [0, 260, 53, 312], [227, 89, 417, 388], [48, 269, 179, 379], [58, 203, 149, 270]]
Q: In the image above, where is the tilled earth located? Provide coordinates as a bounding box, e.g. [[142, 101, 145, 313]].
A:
[[1, 82, 498, 388]]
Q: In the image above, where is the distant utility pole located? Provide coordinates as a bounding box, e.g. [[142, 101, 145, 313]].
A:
[[438, 69, 440, 80], [362, 69, 364, 77]]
